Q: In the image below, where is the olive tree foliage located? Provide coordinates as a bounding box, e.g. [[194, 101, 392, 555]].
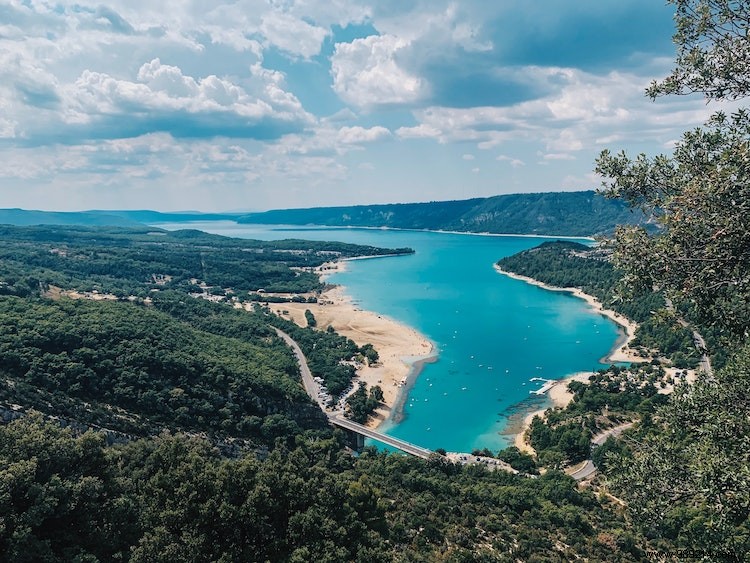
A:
[[596, 0, 750, 341], [647, 0, 750, 100], [596, 1, 750, 555], [608, 344, 750, 557], [597, 111, 750, 340]]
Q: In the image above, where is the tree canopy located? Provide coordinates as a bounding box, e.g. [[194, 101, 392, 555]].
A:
[[593, 2, 750, 557], [597, 1, 750, 342], [647, 0, 750, 100]]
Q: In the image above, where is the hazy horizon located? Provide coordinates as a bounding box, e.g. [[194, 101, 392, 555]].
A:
[[10, 189, 598, 214]]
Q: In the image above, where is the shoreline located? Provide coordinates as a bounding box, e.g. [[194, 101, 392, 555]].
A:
[[494, 265, 646, 364], [313, 224, 595, 242], [153, 220, 596, 242], [493, 264, 647, 453], [510, 371, 594, 454], [267, 261, 435, 429]]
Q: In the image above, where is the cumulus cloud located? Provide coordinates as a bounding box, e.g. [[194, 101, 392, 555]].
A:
[[260, 11, 329, 58], [405, 67, 738, 154], [496, 155, 525, 167], [337, 126, 391, 144], [51, 59, 312, 140], [331, 35, 427, 108], [395, 124, 441, 139]]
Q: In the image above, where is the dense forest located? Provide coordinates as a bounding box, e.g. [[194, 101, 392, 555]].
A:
[[0, 295, 327, 444], [2, 414, 652, 562], [0, 225, 655, 561], [238, 190, 649, 237], [0, 224, 412, 297]]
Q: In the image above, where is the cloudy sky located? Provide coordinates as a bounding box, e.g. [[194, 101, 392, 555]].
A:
[[0, 0, 731, 211]]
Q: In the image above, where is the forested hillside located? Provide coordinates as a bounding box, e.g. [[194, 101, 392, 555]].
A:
[[0, 224, 652, 561], [238, 190, 649, 237], [0, 224, 412, 297], [0, 295, 326, 443], [0, 208, 143, 227]]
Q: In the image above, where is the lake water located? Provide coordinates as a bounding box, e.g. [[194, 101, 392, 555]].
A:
[[156, 222, 622, 453]]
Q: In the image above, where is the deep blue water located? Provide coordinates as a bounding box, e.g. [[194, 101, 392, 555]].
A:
[[156, 222, 622, 453]]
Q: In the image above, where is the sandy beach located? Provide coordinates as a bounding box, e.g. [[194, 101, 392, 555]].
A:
[[265, 260, 434, 428]]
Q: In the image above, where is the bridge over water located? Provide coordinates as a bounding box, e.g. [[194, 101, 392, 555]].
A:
[[273, 327, 433, 459], [328, 415, 432, 459]]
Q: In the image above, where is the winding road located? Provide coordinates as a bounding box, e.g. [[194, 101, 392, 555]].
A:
[[568, 422, 634, 481], [665, 298, 713, 378], [273, 327, 433, 459]]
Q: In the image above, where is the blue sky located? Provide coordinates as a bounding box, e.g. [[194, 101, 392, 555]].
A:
[[0, 0, 735, 211]]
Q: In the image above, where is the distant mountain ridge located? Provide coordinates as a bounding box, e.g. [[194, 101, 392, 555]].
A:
[[0, 209, 244, 228], [0, 208, 143, 227], [87, 209, 244, 223], [238, 191, 649, 237], [1, 191, 648, 236]]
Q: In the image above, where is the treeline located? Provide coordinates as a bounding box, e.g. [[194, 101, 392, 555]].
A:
[[0, 295, 325, 444], [527, 365, 670, 468], [0, 415, 649, 562], [497, 241, 703, 367], [266, 311, 370, 397], [0, 224, 413, 297], [238, 190, 649, 237]]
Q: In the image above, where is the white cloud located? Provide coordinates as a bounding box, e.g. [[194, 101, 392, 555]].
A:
[[31, 58, 314, 140], [543, 152, 576, 161], [203, 26, 263, 54], [337, 125, 391, 144], [404, 67, 739, 154], [287, 0, 372, 29], [331, 35, 427, 108], [496, 155, 525, 167], [462, 154, 475, 160], [395, 124, 441, 139], [260, 11, 329, 58]]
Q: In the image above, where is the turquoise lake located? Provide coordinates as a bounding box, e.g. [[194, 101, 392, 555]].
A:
[[156, 222, 623, 453]]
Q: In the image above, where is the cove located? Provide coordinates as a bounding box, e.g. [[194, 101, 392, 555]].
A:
[[156, 222, 623, 453]]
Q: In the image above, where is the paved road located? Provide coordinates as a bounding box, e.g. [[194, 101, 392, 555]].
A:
[[665, 298, 713, 378], [274, 327, 433, 459], [272, 327, 323, 406], [569, 422, 634, 481], [691, 329, 713, 378]]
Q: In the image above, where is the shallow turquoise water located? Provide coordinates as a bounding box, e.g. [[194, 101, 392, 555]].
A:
[[157, 222, 622, 453]]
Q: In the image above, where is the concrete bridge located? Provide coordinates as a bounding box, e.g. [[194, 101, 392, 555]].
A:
[[329, 415, 432, 459], [273, 326, 433, 459]]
